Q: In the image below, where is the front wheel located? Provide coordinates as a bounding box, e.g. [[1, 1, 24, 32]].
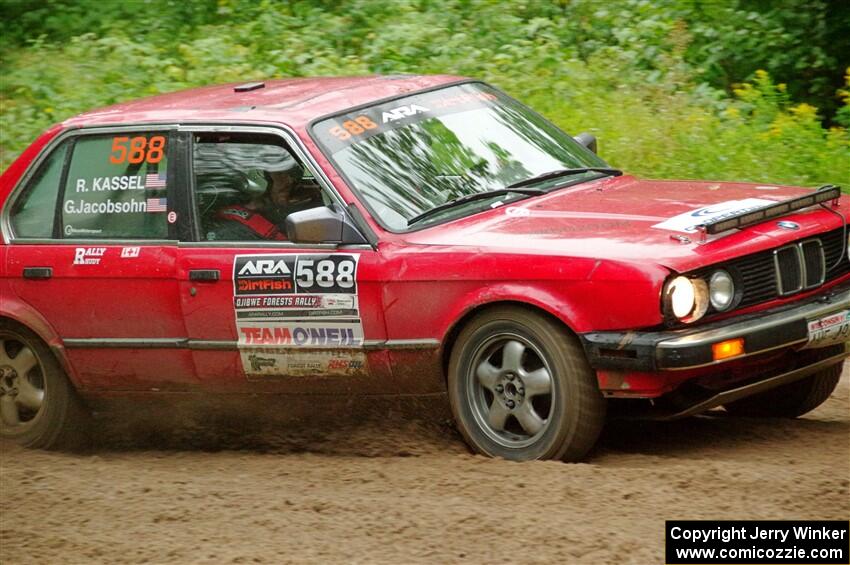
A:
[[0, 321, 89, 449], [448, 307, 605, 462]]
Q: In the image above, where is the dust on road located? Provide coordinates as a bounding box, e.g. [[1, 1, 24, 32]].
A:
[[1, 373, 848, 564]]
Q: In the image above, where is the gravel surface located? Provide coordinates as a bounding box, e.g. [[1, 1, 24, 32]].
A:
[[1, 371, 848, 564]]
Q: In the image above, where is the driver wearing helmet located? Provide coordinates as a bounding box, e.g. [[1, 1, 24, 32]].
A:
[[212, 148, 318, 241]]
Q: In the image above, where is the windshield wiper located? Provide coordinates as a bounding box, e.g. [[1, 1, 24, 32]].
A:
[[407, 188, 544, 227], [506, 167, 623, 189]]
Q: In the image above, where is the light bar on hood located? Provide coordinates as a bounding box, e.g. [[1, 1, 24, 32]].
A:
[[698, 185, 841, 237]]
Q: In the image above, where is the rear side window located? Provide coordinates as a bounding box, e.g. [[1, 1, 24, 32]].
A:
[[9, 143, 68, 238], [60, 133, 170, 239]]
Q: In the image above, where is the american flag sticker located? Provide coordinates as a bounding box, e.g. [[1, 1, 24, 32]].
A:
[[146, 197, 167, 212], [145, 171, 167, 188]]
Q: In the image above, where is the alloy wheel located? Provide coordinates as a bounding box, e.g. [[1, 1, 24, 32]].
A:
[[0, 336, 46, 430], [467, 333, 554, 449]]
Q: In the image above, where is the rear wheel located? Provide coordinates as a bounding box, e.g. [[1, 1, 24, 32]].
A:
[[0, 321, 89, 449], [723, 363, 843, 418], [448, 307, 605, 462]]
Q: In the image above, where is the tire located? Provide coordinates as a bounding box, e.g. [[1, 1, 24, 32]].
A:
[[448, 306, 606, 462], [0, 321, 89, 449], [723, 363, 843, 418]]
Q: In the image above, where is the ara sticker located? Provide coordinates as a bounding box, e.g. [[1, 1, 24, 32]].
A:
[[382, 104, 430, 123], [167, 211, 178, 224]]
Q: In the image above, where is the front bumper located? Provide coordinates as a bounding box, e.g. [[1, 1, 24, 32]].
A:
[[582, 284, 850, 372], [650, 346, 847, 419]]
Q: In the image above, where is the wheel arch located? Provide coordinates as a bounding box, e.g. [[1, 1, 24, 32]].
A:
[[440, 299, 583, 383], [0, 299, 79, 388]]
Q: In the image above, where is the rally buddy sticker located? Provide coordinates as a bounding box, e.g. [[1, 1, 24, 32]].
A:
[[73, 247, 106, 265]]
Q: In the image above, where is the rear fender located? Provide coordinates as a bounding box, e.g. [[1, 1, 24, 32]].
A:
[[0, 291, 79, 387]]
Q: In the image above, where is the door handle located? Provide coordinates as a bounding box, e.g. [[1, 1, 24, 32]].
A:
[[23, 267, 52, 279], [189, 269, 220, 282]]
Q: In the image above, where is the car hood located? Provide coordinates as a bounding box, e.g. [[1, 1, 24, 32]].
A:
[[403, 175, 847, 273]]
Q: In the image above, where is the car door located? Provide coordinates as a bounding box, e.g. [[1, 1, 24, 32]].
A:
[[4, 127, 196, 391], [173, 127, 391, 393]]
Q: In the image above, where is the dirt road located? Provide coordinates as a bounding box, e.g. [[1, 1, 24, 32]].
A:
[[1, 373, 848, 564]]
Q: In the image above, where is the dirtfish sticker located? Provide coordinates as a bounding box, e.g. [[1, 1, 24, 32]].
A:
[[652, 199, 774, 233]]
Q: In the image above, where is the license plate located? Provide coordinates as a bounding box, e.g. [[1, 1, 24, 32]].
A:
[[803, 309, 850, 349]]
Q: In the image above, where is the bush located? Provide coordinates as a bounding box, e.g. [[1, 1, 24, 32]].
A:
[[1, 0, 848, 188]]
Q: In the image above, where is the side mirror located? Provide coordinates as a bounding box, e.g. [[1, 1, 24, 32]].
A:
[[285, 205, 368, 245], [573, 132, 598, 154]]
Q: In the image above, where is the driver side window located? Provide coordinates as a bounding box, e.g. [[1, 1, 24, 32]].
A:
[[192, 133, 327, 242]]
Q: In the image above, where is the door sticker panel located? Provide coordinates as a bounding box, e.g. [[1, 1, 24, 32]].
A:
[[232, 254, 366, 378]]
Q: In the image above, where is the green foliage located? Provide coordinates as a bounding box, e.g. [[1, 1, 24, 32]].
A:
[[1, 0, 848, 189], [681, 0, 850, 122]]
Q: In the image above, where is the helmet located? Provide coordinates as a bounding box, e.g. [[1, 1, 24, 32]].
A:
[[256, 145, 303, 178], [244, 145, 303, 194]]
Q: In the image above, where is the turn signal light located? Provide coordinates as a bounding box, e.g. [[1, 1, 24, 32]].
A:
[[712, 338, 745, 361]]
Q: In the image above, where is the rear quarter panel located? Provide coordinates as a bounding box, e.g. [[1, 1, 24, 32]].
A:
[[0, 124, 66, 213], [1, 124, 73, 368]]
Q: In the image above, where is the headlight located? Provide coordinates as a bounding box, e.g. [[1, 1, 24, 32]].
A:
[[668, 276, 695, 318], [709, 270, 735, 311], [665, 276, 709, 323]]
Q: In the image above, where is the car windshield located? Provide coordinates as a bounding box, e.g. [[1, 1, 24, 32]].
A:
[[312, 82, 611, 230]]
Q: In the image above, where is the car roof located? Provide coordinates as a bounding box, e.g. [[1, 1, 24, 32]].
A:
[[62, 74, 467, 130]]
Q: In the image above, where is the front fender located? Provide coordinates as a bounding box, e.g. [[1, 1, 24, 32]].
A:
[[381, 247, 669, 342], [434, 281, 590, 339]]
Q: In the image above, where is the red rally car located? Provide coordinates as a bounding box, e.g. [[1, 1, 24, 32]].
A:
[[1, 75, 848, 461]]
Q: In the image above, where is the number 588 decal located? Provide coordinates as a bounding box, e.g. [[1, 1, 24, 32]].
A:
[[295, 255, 358, 294], [109, 135, 166, 164], [328, 116, 378, 140], [233, 253, 359, 296]]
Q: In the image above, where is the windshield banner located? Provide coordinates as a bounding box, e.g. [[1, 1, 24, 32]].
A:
[[313, 83, 500, 153]]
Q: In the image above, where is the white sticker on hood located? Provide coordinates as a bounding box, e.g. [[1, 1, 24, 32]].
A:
[[652, 198, 774, 233]]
